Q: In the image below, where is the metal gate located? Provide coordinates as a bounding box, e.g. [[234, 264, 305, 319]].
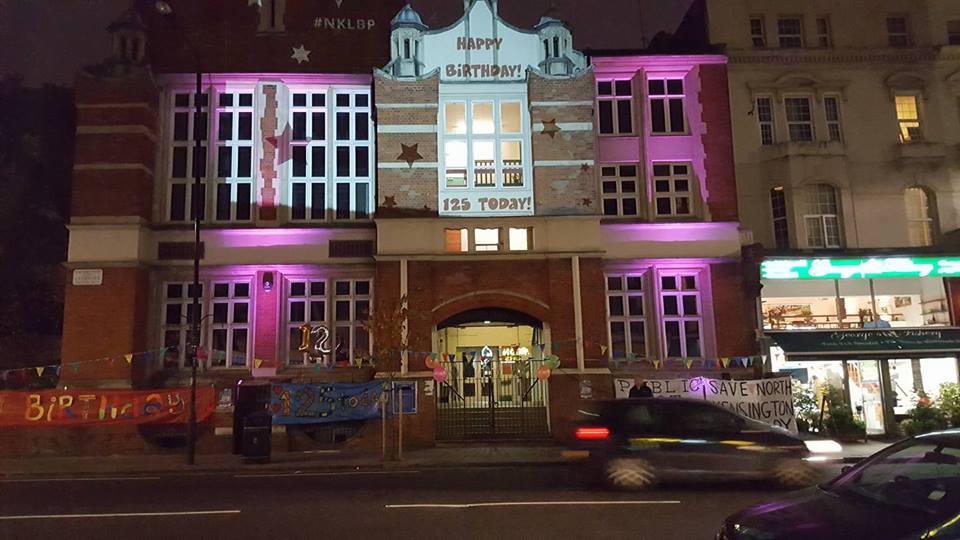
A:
[[436, 356, 550, 441]]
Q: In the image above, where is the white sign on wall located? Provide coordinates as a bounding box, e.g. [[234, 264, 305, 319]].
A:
[[613, 377, 798, 433], [421, 1, 541, 82], [72, 269, 103, 286]]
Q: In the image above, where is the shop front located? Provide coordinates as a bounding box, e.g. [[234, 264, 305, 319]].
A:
[[761, 255, 960, 436]]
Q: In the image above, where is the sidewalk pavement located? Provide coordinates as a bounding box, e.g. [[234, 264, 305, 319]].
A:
[[0, 439, 894, 479]]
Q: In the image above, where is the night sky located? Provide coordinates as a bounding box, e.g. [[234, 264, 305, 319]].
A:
[[0, 0, 694, 87]]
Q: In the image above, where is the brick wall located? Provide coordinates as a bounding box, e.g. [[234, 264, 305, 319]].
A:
[[699, 63, 739, 222], [710, 262, 759, 357]]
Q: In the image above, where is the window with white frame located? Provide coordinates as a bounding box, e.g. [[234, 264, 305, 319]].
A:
[[168, 92, 208, 222], [895, 94, 923, 143], [289, 91, 327, 221], [653, 163, 694, 218], [208, 281, 250, 368], [285, 280, 327, 365], [749, 16, 766, 48], [333, 280, 371, 364], [756, 96, 775, 145], [804, 184, 842, 248], [162, 282, 203, 368], [445, 228, 469, 253], [777, 17, 804, 48], [823, 95, 843, 142], [905, 187, 936, 247], [214, 91, 254, 222], [648, 78, 686, 134], [816, 16, 832, 48], [659, 272, 703, 358], [784, 96, 814, 142], [508, 227, 532, 251], [601, 165, 640, 217], [474, 228, 500, 251], [597, 80, 633, 135], [949, 20, 960, 45], [332, 90, 372, 220], [771, 187, 790, 250], [887, 16, 910, 47], [442, 98, 525, 188], [606, 274, 646, 360]]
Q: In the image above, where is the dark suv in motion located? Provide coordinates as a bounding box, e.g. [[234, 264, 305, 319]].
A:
[[568, 398, 824, 489]]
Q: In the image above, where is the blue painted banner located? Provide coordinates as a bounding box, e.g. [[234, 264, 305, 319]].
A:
[[269, 382, 388, 425]]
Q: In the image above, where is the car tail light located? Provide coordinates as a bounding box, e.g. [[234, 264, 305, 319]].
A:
[[575, 427, 610, 440]]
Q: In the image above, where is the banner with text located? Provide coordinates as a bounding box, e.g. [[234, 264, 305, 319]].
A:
[[269, 382, 388, 424], [0, 388, 216, 427], [614, 377, 797, 433]]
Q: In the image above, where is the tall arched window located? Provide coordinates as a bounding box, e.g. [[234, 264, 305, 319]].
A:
[[905, 186, 936, 247], [804, 184, 842, 248]]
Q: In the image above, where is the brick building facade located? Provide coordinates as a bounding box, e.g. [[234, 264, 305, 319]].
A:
[[39, 0, 758, 457]]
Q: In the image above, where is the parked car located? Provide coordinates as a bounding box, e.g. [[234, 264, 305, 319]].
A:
[[568, 398, 836, 489], [717, 429, 960, 540]]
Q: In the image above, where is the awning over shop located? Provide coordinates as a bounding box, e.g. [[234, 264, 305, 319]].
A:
[[767, 328, 960, 358]]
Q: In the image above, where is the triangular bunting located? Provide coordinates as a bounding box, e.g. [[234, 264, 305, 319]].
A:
[[538, 343, 546, 354], [314, 362, 322, 372], [652, 359, 661, 370], [124, 353, 133, 365], [431, 352, 439, 361], [626, 352, 637, 361], [553, 342, 560, 351], [684, 358, 694, 369], [35, 366, 44, 377], [600, 345, 608, 357], [255, 359, 264, 369], [720, 357, 731, 368]]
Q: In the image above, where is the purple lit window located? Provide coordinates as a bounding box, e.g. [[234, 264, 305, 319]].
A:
[[285, 278, 372, 366], [597, 80, 633, 135], [659, 272, 702, 359], [208, 281, 251, 368], [648, 78, 685, 134], [286, 279, 327, 365], [652, 163, 695, 218], [600, 165, 640, 217], [606, 274, 646, 360]]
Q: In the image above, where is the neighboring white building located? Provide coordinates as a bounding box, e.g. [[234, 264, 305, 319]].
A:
[[705, 0, 960, 436]]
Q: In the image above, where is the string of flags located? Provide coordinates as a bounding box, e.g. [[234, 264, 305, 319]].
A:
[[0, 347, 172, 381]]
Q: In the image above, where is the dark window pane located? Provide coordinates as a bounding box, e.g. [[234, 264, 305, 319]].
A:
[[355, 281, 370, 295], [355, 183, 369, 219], [603, 199, 619, 216], [663, 296, 679, 315], [653, 164, 671, 176], [165, 304, 181, 325], [683, 276, 697, 290], [622, 199, 637, 215], [292, 183, 307, 220], [648, 80, 665, 95], [311, 183, 325, 220], [239, 93, 252, 107], [621, 181, 636, 193], [669, 99, 685, 132], [608, 296, 624, 316], [211, 329, 227, 365], [335, 300, 350, 321], [603, 181, 617, 194], [336, 147, 350, 177], [661, 276, 677, 290], [194, 112, 207, 141], [336, 183, 350, 219], [601, 166, 616, 176], [667, 79, 684, 95], [217, 147, 232, 177], [214, 302, 228, 323], [218, 112, 232, 141], [656, 198, 672, 215], [311, 281, 325, 295], [238, 112, 252, 140], [685, 321, 701, 357], [235, 283, 249, 298], [355, 147, 369, 177], [197, 94, 208, 107], [336, 93, 350, 107], [172, 148, 187, 177], [676, 197, 691, 215], [192, 146, 207, 178], [650, 100, 666, 133], [615, 80, 632, 96], [629, 321, 645, 354], [175, 93, 190, 107], [335, 326, 350, 362], [598, 81, 612, 95], [628, 295, 644, 316], [216, 183, 231, 220], [290, 301, 305, 322], [610, 322, 626, 358], [237, 147, 251, 177], [355, 300, 370, 320], [231, 329, 247, 366], [292, 146, 306, 177], [310, 301, 325, 321], [170, 184, 187, 221], [293, 93, 307, 107], [236, 183, 251, 220], [355, 94, 368, 107], [607, 276, 623, 291], [336, 113, 350, 140], [682, 295, 698, 316], [598, 101, 614, 134], [312, 93, 325, 107], [174, 113, 188, 141], [187, 283, 203, 299], [290, 282, 306, 296], [214, 283, 229, 297], [355, 112, 369, 141], [617, 100, 633, 133], [293, 112, 307, 141], [675, 179, 689, 192], [167, 284, 183, 299], [311, 146, 325, 177], [219, 93, 233, 107], [233, 302, 249, 324], [627, 277, 642, 290], [336, 281, 350, 295], [673, 164, 688, 175], [620, 165, 637, 177], [312, 112, 325, 140], [665, 321, 682, 357], [189, 183, 206, 221]]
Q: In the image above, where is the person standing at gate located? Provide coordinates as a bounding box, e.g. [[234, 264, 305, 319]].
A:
[[629, 378, 653, 398]]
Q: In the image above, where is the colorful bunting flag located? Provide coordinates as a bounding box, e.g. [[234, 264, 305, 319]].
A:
[[720, 357, 731, 368], [684, 358, 694, 369], [600, 345, 608, 357], [652, 359, 661, 370], [626, 352, 637, 361], [255, 359, 264, 369], [538, 343, 546, 354], [35, 366, 45, 376], [124, 353, 133, 365], [431, 352, 439, 361]]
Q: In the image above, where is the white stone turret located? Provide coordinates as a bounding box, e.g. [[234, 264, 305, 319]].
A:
[[388, 4, 427, 78], [536, 16, 585, 76]]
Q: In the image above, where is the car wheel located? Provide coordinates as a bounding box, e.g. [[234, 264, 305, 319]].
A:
[[604, 458, 657, 490], [772, 459, 817, 489]]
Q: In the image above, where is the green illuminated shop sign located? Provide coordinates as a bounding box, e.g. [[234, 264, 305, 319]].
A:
[[761, 257, 960, 280]]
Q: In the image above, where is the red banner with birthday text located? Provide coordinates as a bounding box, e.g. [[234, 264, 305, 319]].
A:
[[0, 388, 216, 427]]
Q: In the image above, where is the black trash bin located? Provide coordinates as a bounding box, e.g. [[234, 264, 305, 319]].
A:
[[241, 411, 272, 462]]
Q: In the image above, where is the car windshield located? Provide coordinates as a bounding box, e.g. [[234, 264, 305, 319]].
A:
[[827, 437, 960, 516]]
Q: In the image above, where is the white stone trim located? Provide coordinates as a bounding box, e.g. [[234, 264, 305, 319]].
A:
[[77, 125, 157, 142], [376, 103, 439, 109], [73, 163, 154, 176], [530, 100, 594, 107], [377, 124, 437, 134], [533, 121, 593, 132], [378, 162, 439, 169], [533, 160, 594, 167]]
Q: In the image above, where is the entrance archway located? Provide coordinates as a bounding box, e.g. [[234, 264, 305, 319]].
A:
[[432, 307, 551, 441]]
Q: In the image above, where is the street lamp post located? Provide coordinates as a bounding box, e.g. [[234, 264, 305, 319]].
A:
[[155, 0, 201, 466]]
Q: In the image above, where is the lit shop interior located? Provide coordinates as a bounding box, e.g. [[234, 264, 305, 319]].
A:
[[760, 260, 959, 436]]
